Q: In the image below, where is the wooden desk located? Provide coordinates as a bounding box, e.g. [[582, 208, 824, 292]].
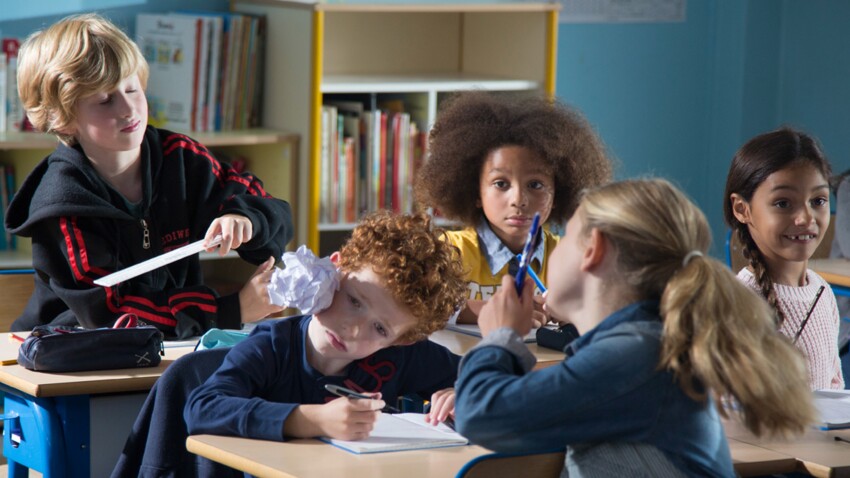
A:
[[0, 333, 197, 477], [188, 435, 495, 478], [187, 433, 803, 478], [724, 418, 850, 478], [809, 258, 850, 289], [727, 438, 798, 476], [0, 334, 196, 397], [428, 329, 566, 369], [183, 330, 564, 477]]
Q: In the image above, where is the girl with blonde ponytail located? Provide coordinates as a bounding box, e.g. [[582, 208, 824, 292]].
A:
[[454, 178, 814, 477]]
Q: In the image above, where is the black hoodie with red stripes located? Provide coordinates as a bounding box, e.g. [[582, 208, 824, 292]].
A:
[[5, 127, 293, 339]]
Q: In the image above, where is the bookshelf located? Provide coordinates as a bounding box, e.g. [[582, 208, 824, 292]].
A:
[[232, 0, 559, 254], [0, 129, 299, 287]]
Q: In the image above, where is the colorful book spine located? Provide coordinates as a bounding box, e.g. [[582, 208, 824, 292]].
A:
[[136, 14, 200, 131], [2, 39, 22, 132], [0, 52, 6, 133]]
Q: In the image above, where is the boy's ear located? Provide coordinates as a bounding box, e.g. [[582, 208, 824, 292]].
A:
[[329, 251, 340, 265], [580, 228, 606, 272], [730, 194, 751, 224]]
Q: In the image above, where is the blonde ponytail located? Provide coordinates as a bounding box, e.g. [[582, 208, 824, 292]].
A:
[[581, 178, 815, 438], [660, 256, 814, 437]]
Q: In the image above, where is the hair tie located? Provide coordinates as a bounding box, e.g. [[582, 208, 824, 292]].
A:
[[682, 250, 703, 268]]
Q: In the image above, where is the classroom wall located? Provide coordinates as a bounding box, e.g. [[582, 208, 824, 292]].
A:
[[558, 0, 850, 257], [2, 0, 849, 258], [777, 2, 850, 176]]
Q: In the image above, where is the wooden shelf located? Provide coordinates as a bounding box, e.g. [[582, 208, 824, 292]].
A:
[[190, 129, 299, 147], [319, 217, 460, 232], [238, 1, 559, 14], [0, 128, 295, 150], [0, 250, 37, 269], [322, 74, 539, 94], [0, 132, 58, 150]]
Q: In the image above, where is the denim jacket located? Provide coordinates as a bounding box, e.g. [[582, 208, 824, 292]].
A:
[[454, 301, 735, 478]]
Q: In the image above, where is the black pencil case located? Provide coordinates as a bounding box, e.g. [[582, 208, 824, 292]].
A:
[[536, 324, 580, 352], [17, 322, 164, 373]]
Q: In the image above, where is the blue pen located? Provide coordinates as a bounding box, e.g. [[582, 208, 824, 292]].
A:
[[516, 255, 546, 293], [514, 213, 542, 295]]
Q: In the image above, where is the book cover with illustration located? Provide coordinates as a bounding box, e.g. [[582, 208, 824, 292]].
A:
[[136, 14, 201, 131]]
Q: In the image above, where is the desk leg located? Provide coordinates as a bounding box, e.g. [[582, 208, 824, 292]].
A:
[[2, 390, 90, 478], [55, 395, 90, 476], [7, 461, 27, 478]]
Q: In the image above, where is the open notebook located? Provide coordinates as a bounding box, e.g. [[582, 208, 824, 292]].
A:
[[320, 413, 468, 454], [813, 389, 850, 430], [446, 324, 543, 343]]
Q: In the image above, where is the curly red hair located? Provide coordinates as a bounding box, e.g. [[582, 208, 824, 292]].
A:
[[338, 211, 466, 342]]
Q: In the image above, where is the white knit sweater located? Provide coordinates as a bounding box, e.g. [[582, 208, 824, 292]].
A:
[[737, 268, 844, 390]]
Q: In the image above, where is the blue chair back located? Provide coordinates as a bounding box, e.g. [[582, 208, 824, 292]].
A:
[[455, 450, 565, 478]]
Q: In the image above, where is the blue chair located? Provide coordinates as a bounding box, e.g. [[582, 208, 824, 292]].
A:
[[455, 450, 565, 478]]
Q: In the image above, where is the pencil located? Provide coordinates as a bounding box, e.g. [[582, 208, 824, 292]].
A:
[[793, 285, 825, 344]]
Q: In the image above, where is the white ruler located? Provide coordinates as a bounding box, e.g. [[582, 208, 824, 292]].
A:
[[94, 235, 222, 287]]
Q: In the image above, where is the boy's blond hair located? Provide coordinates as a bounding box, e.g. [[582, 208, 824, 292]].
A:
[[338, 211, 466, 343], [17, 13, 149, 146]]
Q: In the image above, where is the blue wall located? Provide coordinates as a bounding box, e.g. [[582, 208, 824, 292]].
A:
[[558, 0, 850, 256], [2, 0, 849, 257], [558, 1, 729, 255], [778, 2, 850, 176]]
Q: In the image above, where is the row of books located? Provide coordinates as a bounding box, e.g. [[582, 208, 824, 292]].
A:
[[1, 38, 26, 132], [319, 101, 427, 225], [136, 11, 265, 133], [0, 164, 17, 250]]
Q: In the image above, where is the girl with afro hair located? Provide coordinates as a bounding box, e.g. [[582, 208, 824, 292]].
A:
[[415, 91, 612, 325]]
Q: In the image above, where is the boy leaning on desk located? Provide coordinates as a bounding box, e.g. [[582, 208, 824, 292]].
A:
[[184, 211, 467, 442]]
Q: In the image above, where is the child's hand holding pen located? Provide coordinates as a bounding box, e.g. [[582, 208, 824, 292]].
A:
[[476, 213, 542, 336], [479, 274, 536, 338], [325, 384, 400, 413], [313, 385, 392, 441], [520, 257, 551, 328], [532, 295, 552, 329]]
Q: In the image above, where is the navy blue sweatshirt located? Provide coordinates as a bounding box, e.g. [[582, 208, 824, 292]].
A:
[[185, 316, 461, 440]]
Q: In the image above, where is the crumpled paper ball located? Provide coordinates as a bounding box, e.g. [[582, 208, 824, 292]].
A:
[[267, 245, 339, 314]]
